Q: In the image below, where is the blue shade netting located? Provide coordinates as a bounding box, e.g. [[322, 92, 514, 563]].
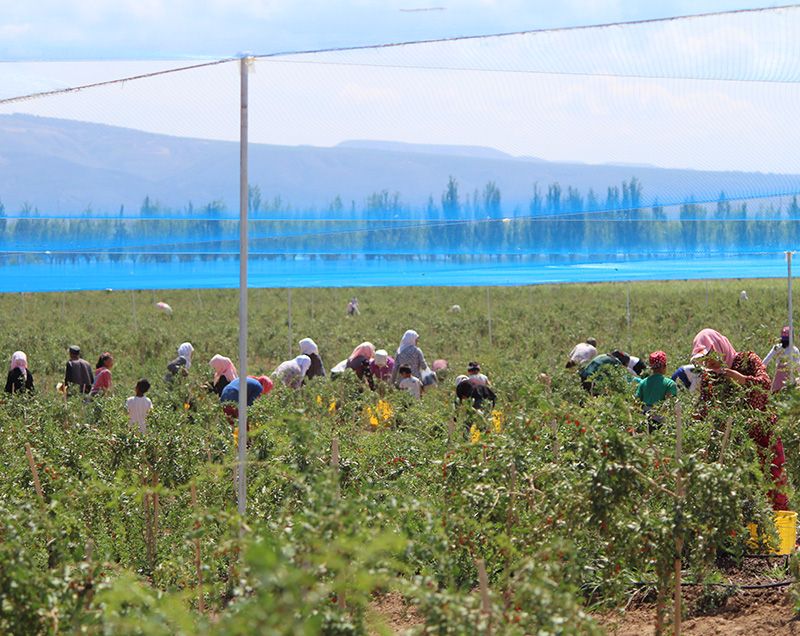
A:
[[3, 6, 800, 291]]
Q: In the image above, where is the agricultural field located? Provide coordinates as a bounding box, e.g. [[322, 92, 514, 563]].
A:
[[2, 279, 800, 635]]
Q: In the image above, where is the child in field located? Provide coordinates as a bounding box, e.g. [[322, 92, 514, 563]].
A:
[[636, 351, 677, 429], [126, 378, 152, 435], [398, 364, 422, 400]]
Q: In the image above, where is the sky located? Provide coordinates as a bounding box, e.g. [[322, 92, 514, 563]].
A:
[[1, 1, 799, 175], [0, 0, 786, 61]]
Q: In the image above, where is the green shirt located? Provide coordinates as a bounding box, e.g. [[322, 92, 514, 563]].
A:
[[636, 373, 677, 407]]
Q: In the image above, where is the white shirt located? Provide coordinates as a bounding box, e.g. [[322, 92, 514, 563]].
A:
[[399, 376, 422, 400], [569, 343, 597, 365], [126, 396, 153, 434], [763, 343, 800, 370]]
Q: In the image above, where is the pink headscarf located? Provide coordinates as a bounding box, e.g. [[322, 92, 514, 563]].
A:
[[255, 375, 273, 396], [10, 351, 27, 375], [209, 355, 238, 382], [348, 341, 375, 362], [691, 329, 737, 367]]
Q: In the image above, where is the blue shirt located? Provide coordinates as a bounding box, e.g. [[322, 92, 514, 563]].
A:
[[220, 376, 262, 406]]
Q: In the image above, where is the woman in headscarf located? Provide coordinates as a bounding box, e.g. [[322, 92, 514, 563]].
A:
[[692, 329, 788, 510], [272, 355, 312, 389], [207, 354, 238, 396], [298, 338, 326, 380], [89, 353, 114, 398], [5, 351, 34, 394], [390, 330, 428, 386], [344, 341, 376, 390], [165, 342, 194, 383], [220, 375, 273, 427]]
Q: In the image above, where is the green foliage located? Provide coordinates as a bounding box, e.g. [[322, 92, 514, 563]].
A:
[[0, 281, 799, 632]]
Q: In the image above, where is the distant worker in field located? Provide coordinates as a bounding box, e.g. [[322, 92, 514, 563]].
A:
[[369, 349, 395, 383], [206, 354, 237, 396], [89, 353, 114, 398], [5, 351, 34, 394], [126, 378, 152, 435], [390, 329, 428, 386], [272, 355, 312, 389], [566, 337, 598, 369], [579, 350, 644, 395], [636, 351, 677, 428], [670, 363, 701, 392], [762, 326, 800, 393], [298, 338, 326, 380], [164, 342, 194, 384], [220, 375, 273, 426], [346, 341, 376, 390], [346, 297, 360, 316], [465, 361, 490, 387], [64, 345, 93, 395]]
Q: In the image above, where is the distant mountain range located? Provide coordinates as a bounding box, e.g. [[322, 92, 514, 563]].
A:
[[1, 113, 799, 216]]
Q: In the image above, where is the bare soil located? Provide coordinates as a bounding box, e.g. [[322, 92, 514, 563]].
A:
[[371, 558, 800, 635]]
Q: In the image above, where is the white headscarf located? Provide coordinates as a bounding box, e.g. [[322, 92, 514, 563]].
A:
[[10, 351, 27, 376], [397, 330, 419, 355], [298, 338, 318, 356], [177, 342, 194, 369], [295, 355, 312, 376]]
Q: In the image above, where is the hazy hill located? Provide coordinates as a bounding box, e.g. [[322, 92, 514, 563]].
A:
[[1, 113, 798, 216]]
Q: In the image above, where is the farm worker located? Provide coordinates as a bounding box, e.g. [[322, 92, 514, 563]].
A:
[[165, 342, 194, 383], [671, 364, 701, 392], [5, 351, 34, 394], [220, 375, 271, 426], [126, 378, 152, 435], [272, 355, 312, 389], [397, 364, 422, 400], [346, 341, 376, 390], [762, 326, 800, 393], [566, 337, 598, 368], [636, 351, 677, 429], [692, 329, 788, 511], [465, 361, 490, 387], [64, 345, 93, 394], [156, 301, 173, 313], [346, 297, 360, 316], [390, 330, 428, 386], [89, 353, 114, 398], [369, 349, 395, 382], [206, 355, 237, 396], [456, 378, 496, 411], [579, 350, 643, 395], [298, 338, 326, 380]]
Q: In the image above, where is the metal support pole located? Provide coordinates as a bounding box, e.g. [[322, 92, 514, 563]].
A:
[[288, 288, 293, 359], [487, 287, 493, 346], [131, 290, 137, 332], [626, 281, 631, 329], [237, 56, 253, 518], [788, 252, 794, 355]]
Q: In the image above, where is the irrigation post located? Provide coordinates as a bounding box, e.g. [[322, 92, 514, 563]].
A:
[[487, 287, 493, 346], [626, 281, 631, 329], [788, 252, 794, 355], [131, 290, 137, 332], [288, 288, 293, 358], [237, 55, 254, 518]]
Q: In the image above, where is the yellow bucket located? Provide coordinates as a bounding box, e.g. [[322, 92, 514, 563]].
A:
[[747, 510, 797, 555]]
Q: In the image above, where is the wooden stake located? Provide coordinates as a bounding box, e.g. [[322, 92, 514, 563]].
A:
[[718, 416, 734, 463], [331, 438, 340, 499], [477, 558, 492, 630], [674, 402, 684, 636], [191, 483, 206, 614], [551, 419, 559, 463], [25, 443, 44, 504]]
